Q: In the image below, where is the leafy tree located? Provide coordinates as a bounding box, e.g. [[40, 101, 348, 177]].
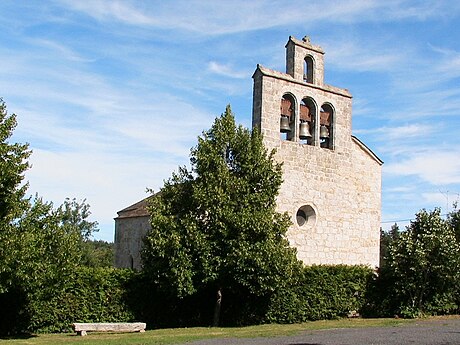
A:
[[382, 208, 460, 317], [447, 202, 460, 243], [0, 98, 32, 295], [81, 240, 114, 268], [57, 197, 113, 267], [1, 195, 113, 334], [379, 223, 400, 267], [142, 106, 301, 326], [58, 197, 99, 240], [0, 99, 108, 333], [0, 195, 84, 334], [0, 98, 31, 224], [1, 197, 100, 295]]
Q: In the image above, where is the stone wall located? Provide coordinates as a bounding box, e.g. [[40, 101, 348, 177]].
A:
[[252, 36, 382, 267], [271, 138, 381, 266], [114, 215, 150, 270]]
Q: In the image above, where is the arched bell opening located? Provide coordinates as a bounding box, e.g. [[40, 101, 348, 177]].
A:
[[320, 103, 334, 149], [303, 56, 314, 84], [280, 94, 296, 141], [299, 97, 316, 145]]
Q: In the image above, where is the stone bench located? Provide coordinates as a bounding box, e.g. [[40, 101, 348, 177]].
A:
[[72, 322, 146, 336]]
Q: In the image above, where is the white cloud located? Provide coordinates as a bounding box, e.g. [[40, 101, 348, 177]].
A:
[[0, 25, 215, 242], [385, 185, 416, 193], [26, 147, 181, 241], [326, 40, 404, 72], [384, 150, 460, 185], [2, 0, 460, 243], [431, 46, 460, 81], [61, 1, 155, 26], [208, 61, 247, 79], [421, 191, 460, 211], [354, 123, 431, 141], [387, 45, 460, 97], [58, 0, 460, 35], [385, 124, 431, 139], [380, 89, 460, 122], [109, 101, 212, 158], [30, 38, 94, 62]]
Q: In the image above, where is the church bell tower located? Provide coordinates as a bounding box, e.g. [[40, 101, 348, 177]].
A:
[[252, 36, 383, 267]]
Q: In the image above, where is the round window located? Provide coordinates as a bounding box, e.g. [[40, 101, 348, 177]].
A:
[[296, 205, 316, 227]]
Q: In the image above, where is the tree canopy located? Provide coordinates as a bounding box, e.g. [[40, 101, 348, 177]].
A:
[[0, 98, 30, 223], [0, 98, 33, 293], [0, 99, 112, 334], [142, 106, 301, 324], [447, 202, 460, 243], [376, 208, 460, 317]]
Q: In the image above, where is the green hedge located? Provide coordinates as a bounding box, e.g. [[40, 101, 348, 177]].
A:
[[0, 267, 137, 334], [0, 265, 376, 334], [31, 267, 137, 333], [115, 265, 374, 328], [265, 265, 374, 323]]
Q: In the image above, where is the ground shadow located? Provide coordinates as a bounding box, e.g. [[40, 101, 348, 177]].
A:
[[0, 334, 38, 340]]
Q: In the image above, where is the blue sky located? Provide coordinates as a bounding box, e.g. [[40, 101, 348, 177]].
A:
[[1, 0, 460, 242]]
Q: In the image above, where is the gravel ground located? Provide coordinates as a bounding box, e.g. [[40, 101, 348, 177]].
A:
[[186, 318, 460, 345]]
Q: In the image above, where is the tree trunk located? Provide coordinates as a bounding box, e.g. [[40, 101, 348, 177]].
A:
[[213, 287, 222, 327]]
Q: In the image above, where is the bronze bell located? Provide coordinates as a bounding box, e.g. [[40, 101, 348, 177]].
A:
[[299, 121, 312, 139], [280, 116, 291, 132], [320, 125, 330, 139]]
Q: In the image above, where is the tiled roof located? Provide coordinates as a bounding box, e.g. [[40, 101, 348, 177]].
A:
[[115, 197, 151, 219]]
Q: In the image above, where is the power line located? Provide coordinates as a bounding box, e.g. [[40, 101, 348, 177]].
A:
[[381, 218, 413, 224], [381, 213, 450, 224]]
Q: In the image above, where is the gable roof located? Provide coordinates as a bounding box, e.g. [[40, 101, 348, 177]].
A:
[[115, 197, 151, 219]]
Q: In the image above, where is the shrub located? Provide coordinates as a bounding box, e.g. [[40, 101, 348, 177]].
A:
[[265, 265, 374, 323], [1, 267, 137, 334], [367, 209, 460, 318]]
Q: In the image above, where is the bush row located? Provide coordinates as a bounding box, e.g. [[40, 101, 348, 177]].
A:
[[0, 267, 136, 335], [266, 265, 373, 323], [1, 265, 374, 334], [13, 262, 459, 334]]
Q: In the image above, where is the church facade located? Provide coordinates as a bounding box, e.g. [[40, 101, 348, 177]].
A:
[[115, 36, 382, 269]]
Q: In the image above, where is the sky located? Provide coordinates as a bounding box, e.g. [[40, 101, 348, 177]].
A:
[[1, 0, 460, 242]]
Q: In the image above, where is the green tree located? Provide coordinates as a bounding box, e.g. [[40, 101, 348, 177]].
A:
[[1, 195, 100, 297], [0, 195, 84, 334], [383, 208, 460, 317], [0, 98, 32, 295], [0, 98, 31, 225], [57, 197, 113, 267], [58, 197, 99, 240], [1, 195, 114, 334], [81, 240, 114, 268], [0, 99, 107, 333], [379, 223, 400, 267], [142, 106, 301, 326], [447, 202, 460, 243]]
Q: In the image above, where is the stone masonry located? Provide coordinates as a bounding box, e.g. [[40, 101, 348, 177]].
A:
[[252, 36, 382, 267], [114, 198, 151, 269], [114, 35, 382, 269]]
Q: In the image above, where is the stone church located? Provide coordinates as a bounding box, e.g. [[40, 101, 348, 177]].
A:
[[114, 36, 382, 270]]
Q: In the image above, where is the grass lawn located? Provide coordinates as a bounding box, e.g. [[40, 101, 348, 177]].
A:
[[0, 318, 418, 345]]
